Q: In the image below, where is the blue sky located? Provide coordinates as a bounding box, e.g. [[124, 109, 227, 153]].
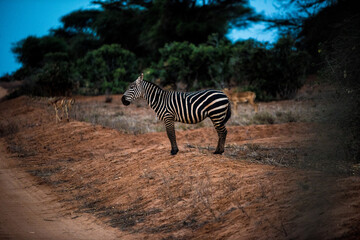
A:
[[0, 0, 279, 76], [0, 0, 95, 76], [227, 0, 279, 42]]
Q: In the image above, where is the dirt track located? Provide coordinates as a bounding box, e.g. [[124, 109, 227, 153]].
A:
[[0, 95, 359, 239], [0, 139, 121, 240]]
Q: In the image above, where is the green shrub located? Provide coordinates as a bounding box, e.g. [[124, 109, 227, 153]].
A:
[[158, 41, 195, 89], [158, 36, 233, 90], [155, 36, 309, 99], [31, 60, 73, 96], [230, 36, 309, 100], [8, 34, 310, 100], [76, 44, 138, 94]]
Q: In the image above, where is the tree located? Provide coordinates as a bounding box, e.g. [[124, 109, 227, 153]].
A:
[[51, 9, 102, 60], [92, 7, 143, 54], [12, 36, 68, 68], [264, 0, 331, 36], [270, 36, 309, 98], [32, 52, 74, 96], [60, 9, 100, 35], [92, 0, 257, 58]]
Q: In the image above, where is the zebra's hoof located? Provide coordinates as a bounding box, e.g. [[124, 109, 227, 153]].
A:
[[171, 149, 179, 155], [214, 150, 224, 154]]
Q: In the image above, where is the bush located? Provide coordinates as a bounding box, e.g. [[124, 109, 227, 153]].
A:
[[190, 36, 233, 90], [230, 40, 273, 100], [231, 36, 309, 100], [76, 44, 138, 94], [158, 41, 195, 90], [8, 34, 310, 100], [158, 37, 233, 91], [32, 60, 74, 96], [155, 36, 309, 99], [270, 36, 310, 99]]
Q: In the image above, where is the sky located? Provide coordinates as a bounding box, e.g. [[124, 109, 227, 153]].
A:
[[227, 0, 279, 42], [0, 0, 280, 76]]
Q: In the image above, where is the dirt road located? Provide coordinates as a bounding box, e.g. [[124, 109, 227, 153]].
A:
[[0, 139, 121, 240]]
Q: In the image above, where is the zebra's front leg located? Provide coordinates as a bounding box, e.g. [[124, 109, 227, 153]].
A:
[[214, 125, 227, 154], [164, 119, 179, 155]]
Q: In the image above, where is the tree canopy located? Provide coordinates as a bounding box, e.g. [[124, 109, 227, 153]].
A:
[[8, 0, 358, 102]]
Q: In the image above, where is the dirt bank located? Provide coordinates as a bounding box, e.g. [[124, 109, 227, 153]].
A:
[[0, 96, 359, 239]]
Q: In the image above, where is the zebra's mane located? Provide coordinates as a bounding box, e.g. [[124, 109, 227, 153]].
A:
[[143, 80, 167, 92]]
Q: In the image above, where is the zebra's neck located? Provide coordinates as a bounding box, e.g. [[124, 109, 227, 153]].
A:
[[142, 81, 166, 111]]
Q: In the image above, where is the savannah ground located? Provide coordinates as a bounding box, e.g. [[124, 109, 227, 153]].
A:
[[0, 80, 359, 239]]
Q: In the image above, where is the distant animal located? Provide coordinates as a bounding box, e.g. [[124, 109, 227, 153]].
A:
[[122, 73, 231, 155], [48, 97, 75, 123], [223, 88, 258, 112]]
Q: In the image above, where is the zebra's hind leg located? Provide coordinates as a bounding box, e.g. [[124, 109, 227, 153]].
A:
[[210, 105, 231, 154], [214, 125, 227, 154], [164, 118, 179, 155]]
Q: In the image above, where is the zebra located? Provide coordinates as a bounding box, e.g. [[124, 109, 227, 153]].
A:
[[121, 73, 231, 155]]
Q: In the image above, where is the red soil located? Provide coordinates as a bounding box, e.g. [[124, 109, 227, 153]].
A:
[[0, 95, 359, 239]]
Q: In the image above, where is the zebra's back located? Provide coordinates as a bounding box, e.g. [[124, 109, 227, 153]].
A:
[[166, 90, 230, 124]]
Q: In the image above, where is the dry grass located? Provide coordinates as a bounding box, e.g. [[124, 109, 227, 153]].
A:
[[23, 91, 353, 175], [70, 100, 164, 134], [37, 87, 353, 176], [69, 95, 334, 135]]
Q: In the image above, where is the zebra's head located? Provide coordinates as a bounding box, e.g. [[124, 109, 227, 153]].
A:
[[122, 73, 144, 106]]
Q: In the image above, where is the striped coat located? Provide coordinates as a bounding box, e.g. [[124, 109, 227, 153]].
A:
[[122, 74, 231, 155]]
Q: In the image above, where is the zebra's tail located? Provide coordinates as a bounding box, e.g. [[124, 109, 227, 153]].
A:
[[222, 102, 231, 125]]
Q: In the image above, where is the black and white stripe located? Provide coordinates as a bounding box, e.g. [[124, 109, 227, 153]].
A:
[[122, 74, 231, 155]]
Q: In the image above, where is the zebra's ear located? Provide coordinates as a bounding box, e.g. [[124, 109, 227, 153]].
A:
[[136, 73, 144, 84]]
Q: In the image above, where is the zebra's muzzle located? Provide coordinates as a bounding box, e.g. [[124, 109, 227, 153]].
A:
[[121, 95, 130, 106]]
